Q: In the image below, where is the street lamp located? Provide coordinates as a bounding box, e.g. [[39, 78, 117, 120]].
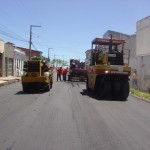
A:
[[54, 54, 57, 67], [29, 25, 41, 60], [62, 55, 64, 65], [48, 48, 54, 62]]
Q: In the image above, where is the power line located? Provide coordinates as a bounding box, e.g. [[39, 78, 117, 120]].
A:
[[0, 29, 27, 42], [0, 24, 28, 43], [31, 42, 38, 51]]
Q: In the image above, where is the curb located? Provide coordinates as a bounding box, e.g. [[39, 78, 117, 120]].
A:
[[0, 79, 20, 86], [130, 93, 150, 103]]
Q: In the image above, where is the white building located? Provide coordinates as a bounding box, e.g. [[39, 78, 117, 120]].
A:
[[14, 47, 28, 77], [136, 16, 150, 55], [85, 49, 92, 68], [123, 15, 150, 91], [133, 16, 150, 91]]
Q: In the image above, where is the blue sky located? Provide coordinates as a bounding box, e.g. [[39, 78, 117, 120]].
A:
[[0, 0, 150, 62]]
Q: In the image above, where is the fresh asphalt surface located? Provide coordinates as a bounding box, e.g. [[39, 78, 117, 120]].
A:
[[0, 80, 150, 150]]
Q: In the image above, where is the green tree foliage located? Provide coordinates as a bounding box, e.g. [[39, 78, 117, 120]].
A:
[[30, 57, 68, 66], [31, 56, 45, 61], [51, 59, 68, 66]]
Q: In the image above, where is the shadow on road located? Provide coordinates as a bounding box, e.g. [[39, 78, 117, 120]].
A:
[[80, 89, 127, 102], [15, 90, 47, 95], [80, 89, 99, 100]]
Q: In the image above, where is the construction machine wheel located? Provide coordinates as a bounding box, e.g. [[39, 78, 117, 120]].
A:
[[121, 81, 129, 101], [45, 84, 50, 92], [22, 84, 28, 92], [97, 78, 111, 99], [50, 82, 53, 89], [86, 77, 90, 91], [49, 79, 53, 89], [68, 75, 71, 81], [112, 80, 121, 99]]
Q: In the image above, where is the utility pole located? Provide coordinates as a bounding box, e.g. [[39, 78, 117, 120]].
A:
[[54, 54, 57, 67], [29, 25, 41, 60], [48, 48, 54, 62], [62, 55, 64, 65]]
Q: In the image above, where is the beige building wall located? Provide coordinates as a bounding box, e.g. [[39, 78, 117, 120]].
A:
[[103, 30, 130, 40], [0, 39, 4, 53], [5, 42, 14, 58], [85, 49, 92, 68], [136, 16, 150, 55], [127, 34, 136, 58], [130, 55, 150, 91], [128, 16, 150, 91], [0, 39, 5, 76]]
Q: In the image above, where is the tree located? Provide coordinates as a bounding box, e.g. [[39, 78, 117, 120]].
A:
[[51, 59, 68, 66], [31, 56, 45, 61]]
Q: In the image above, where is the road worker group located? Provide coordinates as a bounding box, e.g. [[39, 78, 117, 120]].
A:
[[56, 67, 69, 82], [38, 62, 69, 82]]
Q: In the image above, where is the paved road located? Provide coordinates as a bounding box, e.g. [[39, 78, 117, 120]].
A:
[[0, 81, 150, 150]]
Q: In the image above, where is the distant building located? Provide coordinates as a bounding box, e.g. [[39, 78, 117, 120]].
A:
[[85, 49, 92, 68], [0, 38, 43, 77], [14, 47, 28, 77], [131, 16, 150, 91], [103, 30, 130, 40], [17, 46, 42, 58], [103, 18, 150, 91], [136, 16, 150, 56], [4, 42, 14, 76]]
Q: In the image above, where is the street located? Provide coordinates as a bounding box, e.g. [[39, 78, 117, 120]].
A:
[[0, 80, 150, 150]]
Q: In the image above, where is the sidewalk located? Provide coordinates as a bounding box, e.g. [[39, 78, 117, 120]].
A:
[[0, 76, 21, 86]]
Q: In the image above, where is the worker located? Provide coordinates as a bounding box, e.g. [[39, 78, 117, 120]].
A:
[[62, 67, 68, 81], [102, 53, 108, 64], [42, 62, 49, 72], [49, 66, 53, 79], [23, 61, 27, 76], [131, 70, 138, 89], [97, 51, 103, 64], [112, 46, 119, 53], [56, 67, 62, 81]]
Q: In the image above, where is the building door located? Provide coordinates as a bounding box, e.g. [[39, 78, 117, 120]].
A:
[[5, 57, 13, 76], [0, 54, 2, 76]]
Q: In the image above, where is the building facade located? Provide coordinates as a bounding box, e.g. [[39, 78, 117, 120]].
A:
[[0, 38, 43, 77], [103, 19, 150, 92], [14, 47, 28, 77], [103, 30, 131, 40], [85, 49, 92, 68], [130, 16, 150, 91], [17, 47, 42, 58], [0, 39, 5, 76], [4, 42, 14, 76], [136, 16, 150, 55]]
